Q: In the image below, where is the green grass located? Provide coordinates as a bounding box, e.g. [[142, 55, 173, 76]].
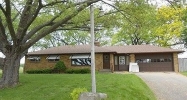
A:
[[0, 73, 156, 100], [181, 71, 187, 76]]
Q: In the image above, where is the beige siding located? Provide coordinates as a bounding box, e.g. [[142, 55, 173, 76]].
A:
[[173, 53, 179, 72], [24, 54, 104, 72]]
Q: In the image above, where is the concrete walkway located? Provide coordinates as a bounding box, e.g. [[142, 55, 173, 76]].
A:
[[136, 72, 187, 100]]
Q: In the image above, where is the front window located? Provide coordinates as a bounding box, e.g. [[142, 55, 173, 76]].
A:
[[119, 56, 125, 65], [126, 56, 130, 65], [27, 56, 40, 62], [46, 55, 60, 62], [70, 54, 91, 66], [114, 56, 118, 65]]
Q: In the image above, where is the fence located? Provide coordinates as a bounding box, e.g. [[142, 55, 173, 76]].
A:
[[179, 58, 187, 72]]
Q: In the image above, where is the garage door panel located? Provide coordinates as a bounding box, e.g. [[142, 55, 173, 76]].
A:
[[139, 62, 173, 71], [136, 53, 173, 72]]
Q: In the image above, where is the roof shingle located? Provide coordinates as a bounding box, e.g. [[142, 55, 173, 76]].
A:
[[104, 45, 183, 54], [28, 45, 115, 55], [27, 45, 183, 55]]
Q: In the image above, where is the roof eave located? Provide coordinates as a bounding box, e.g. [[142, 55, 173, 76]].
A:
[[26, 51, 116, 55]]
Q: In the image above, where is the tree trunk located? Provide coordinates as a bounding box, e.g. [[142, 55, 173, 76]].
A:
[[0, 53, 21, 88]]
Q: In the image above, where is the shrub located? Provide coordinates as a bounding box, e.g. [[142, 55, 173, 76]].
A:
[[65, 68, 90, 74], [70, 88, 88, 100], [26, 69, 52, 74], [54, 61, 66, 73]]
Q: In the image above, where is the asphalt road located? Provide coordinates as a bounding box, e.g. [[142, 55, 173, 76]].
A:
[[136, 72, 187, 100]]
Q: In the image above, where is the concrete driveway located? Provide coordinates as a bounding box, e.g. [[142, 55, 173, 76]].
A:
[[136, 72, 187, 100]]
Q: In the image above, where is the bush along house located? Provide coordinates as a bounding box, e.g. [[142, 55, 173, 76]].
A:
[[24, 44, 183, 73]]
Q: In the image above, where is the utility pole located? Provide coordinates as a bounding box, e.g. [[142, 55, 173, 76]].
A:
[[79, 3, 107, 100], [90, 4, 96, 93]]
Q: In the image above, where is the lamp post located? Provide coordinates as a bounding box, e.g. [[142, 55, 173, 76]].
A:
[[90, 4, 96, 93]]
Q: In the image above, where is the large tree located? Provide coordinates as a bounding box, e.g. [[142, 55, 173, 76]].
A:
[[31, 1, 116, 50], [111, 0, 157, 45], [0, 0, 100, 88], [111, 0, 184, 46]]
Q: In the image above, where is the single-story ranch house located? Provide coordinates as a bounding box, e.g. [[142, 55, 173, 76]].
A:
[[24, 45, 183, 73]]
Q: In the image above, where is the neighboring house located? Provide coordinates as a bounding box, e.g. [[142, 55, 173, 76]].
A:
[[24, 45, 183, 73]]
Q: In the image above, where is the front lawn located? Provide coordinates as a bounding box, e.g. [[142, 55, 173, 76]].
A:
[[0, 73, 156, 100], [181, 71, 187, 76]]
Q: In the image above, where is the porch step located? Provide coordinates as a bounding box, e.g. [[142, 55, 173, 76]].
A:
[[99, 69, 111, 72]]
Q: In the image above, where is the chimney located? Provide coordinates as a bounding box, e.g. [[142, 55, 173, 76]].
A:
[[94, 41, 100, 47]]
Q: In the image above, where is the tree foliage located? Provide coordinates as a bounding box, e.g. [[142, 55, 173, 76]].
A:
[[31, 2, 117, 49], [111, 0, 157, 45], [181, 7, 187, 47], [154, 6, 184, 47], [111, 0, 184, 47]]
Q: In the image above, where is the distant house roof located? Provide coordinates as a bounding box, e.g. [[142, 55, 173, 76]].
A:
[[27, 45, 183, 55]]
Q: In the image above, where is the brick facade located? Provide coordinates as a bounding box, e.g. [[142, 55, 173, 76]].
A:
[[129, 54, 135, 63], [24, 54, 104, 72], [24, 52, 180, 72], [173, 53, 179, 72]]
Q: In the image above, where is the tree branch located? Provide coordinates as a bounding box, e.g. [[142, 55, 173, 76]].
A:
[[101, 0, 133, 25], [0, 17, 10, 53], [4, 0, 16, 44], [21, 10, 64, 43], [0, 17, 5, 35], [1, 2, 23, 29], [22, 0, 98, 51], [0, 4, 6, 15], [17, 0, 43, 42], [165, 0, 177, 10], [22, 0, 100, 44]]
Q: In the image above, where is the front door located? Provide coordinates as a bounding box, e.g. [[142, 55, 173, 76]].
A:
[[114, 55, 129, 71], [103, 54, 110, 69]]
